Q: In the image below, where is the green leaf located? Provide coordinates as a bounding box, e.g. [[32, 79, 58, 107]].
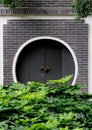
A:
[[47, 75, 73, 85], [59, 127, 69, 130], [28, 123, 49, 130]]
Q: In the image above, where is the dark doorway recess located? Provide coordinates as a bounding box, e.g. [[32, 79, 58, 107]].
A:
[[16, 39, 75, 84]]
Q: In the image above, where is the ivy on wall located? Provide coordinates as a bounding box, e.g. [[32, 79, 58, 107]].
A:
[[72, 0, 92, 19], [0, 0, 20, 8]]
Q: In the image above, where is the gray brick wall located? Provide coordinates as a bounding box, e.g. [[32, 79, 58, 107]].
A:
[[3, 19, 88, 88], [20, 0, 72, 7], [0, 0, 74, 15]]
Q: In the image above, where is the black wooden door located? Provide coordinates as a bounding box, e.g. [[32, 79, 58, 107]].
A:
[[16, 39, 74, 84]]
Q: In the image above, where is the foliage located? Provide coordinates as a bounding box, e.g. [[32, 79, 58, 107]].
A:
[[72, 0, 92, 19], [0, 75, 92, 129], [0, 0, 20, 8]]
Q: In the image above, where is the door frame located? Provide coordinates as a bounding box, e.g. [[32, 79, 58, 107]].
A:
[[12, 36, 78, 85]]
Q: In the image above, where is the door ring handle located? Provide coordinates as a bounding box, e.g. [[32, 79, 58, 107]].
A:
[[40, 66, 51, 73]]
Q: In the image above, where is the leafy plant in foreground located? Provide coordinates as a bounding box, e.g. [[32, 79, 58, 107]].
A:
[[0, 75, 92, 129]]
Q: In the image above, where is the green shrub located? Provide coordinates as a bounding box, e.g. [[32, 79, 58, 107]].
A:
[[72, 0, 92, 19], [0, 0, 20, 8], [0, 75, 92, 130]]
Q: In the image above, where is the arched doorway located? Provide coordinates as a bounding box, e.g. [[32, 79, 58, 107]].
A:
[[13, 37, 78, 84]]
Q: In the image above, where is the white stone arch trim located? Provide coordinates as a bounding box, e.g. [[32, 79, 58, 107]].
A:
[[12, 36, 78, 85]]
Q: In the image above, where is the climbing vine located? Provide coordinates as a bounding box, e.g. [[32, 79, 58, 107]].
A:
[[0, 0, 20, 8], [72, 0, 92, 19]]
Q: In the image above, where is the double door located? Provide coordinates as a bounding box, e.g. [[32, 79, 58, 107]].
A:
[[16, 39, 74, 84]]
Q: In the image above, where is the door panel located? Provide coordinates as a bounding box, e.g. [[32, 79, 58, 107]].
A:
[[29, 42, 45, 82], [16, 42, 45, 83], [16, 46, 30, 83], [62, 46, 75, 84], [45, 42, 61, 81]]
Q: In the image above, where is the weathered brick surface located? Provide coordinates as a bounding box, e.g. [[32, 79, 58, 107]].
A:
[[0, 0, 75, 15], [20, 0, 72, 7], [3, 19, 88, 89]]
